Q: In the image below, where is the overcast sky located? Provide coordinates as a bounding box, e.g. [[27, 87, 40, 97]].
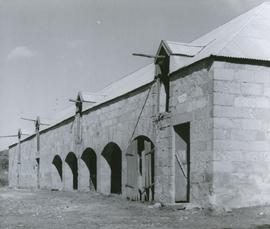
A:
[[0, 0, 269, 150]]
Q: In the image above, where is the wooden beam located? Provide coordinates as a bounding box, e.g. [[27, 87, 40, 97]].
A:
[[0, 135, 17, 138], [21, 117, 50, 126], [132, 53, 165, 59], [21, 117, 35, 122], [69, 98, 95, 103]]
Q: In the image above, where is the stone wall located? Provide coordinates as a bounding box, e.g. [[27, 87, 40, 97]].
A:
[[212, 61, 270, 208], [169, 60, 214, 206], [10, 58, 270, 208], [8, 59, 216, 207], [0, 150, 8, 186], [9, 83, 178, 203]]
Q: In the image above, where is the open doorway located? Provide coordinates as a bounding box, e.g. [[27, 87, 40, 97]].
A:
[[52, 155, 62, 190], [36, 158, 40, 188], [174, 122, 190, 203], [81, 148, 97, 190], [101, 143, 122, 194], [65, 152, 78, 190]]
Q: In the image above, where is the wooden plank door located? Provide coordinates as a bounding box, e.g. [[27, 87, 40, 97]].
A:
[[126, 140, 139, 200], [144, 141, 154, 201]]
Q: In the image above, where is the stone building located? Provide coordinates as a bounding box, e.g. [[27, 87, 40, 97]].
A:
[[8, 3, 270, 209], [0, 150, 8, 186]]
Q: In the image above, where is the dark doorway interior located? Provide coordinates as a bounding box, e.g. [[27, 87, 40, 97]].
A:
[[174, 122, 190, 203], [52, 155, 62, 180], [81, 148, 97, 190], [102, 143, 122, 194], [36, 158, 40, 188], [65, 152, 78, 190]]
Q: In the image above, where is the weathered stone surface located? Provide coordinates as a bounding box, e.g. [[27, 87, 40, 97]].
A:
[[170, 61, 213, 207], [234, 97, 270, 108], [213, 62, 270, 208], [213, 93, 234, 106]]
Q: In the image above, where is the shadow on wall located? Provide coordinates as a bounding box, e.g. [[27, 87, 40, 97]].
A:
[[0, 150, 8, 186]]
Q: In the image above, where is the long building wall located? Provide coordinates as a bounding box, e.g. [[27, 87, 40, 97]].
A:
[[11, 58, 270, 209], [9, 82, 176, 203], [9, 60, 216, 206]]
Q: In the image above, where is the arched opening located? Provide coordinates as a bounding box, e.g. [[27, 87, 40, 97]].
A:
[[51, 155, 62, 190], [126, 136, 155, 201], [101, 143, 122, 194], [65, 152, 78, 190], [81, 148, 97, 190]]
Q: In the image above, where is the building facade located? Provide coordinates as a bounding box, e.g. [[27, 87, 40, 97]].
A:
[[9, 3, 270, 209]]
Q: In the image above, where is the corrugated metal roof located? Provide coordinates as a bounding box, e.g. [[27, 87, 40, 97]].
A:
[[11, 3, 270, 147], [168, 2, 270, 73], [98, 63, 155, 100], [41, 64, 155, 131], [49, 105, 75, 126], [79, 91, 106, 103], [165, 41, 205, 56]]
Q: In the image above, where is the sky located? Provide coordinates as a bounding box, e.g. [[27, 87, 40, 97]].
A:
[[0, 0, 269, 150]]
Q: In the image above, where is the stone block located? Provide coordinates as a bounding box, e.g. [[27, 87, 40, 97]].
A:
[[253, 71, 270, 83], [213, 117, 236, 129], [213, 93, 234, 106], [214, 69, 234, 81], [237, 119, 262, 130], [213, 128, 231, 140], [214, 80, 241, 94], [234, 97, 270, 108], [230, 129, 257, 141], [240, 83, 263, 95], [234, 70, 254, 82], [213, 105, 254, 118], [214, 140, 269, 151]]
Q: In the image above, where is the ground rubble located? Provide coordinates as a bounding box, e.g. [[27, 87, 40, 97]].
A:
[[0, 188, 270, 229]]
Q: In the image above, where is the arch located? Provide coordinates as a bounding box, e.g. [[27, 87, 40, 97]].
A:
[[81, 148, 97, 190], [51, 155, 62, 190], [65, 152, 78, 190], [126, 135, 155, 201], [52, 155, 62, 180], [101, 142, 122, 194]]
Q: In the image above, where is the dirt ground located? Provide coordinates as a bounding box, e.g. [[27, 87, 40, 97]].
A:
[[0, 188, 270, 229]]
